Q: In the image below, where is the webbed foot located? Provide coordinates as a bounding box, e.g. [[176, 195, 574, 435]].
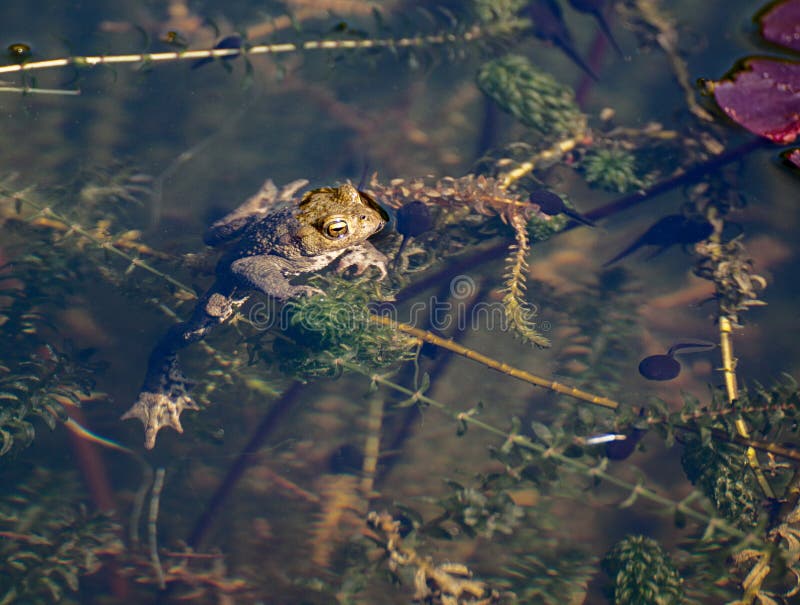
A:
[[336, 243, 388, 280], [123, 356, 199, 449]]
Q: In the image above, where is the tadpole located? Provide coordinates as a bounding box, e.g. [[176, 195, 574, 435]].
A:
[[604, 214, 713, 266], [529, 189, 595, 227], [638, 341, 716, 381]]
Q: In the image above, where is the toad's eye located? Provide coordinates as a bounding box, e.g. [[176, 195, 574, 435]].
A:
[[323, 217, 349, 239]]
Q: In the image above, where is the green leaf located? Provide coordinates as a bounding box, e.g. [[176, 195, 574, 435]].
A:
[[0, 428, 13, 456], [52, 565, 80, 591], [38, 575, 63, 601], [530, 421, 553, 445]]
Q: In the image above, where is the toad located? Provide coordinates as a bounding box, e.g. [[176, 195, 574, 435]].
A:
[[122, 179, 389, 448]]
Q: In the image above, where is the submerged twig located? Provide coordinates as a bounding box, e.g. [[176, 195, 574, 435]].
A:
[[700, 212, 774, 502], [582, 138, 769, 223], [361, 394, 384, 502], [1, 187, 195, 297], [149, 468, 167, 590], [187, 382, 304, 550], [369, 314, 618, 410], [0, 29, 485, 76], [130, 462, 155, 549], [0, 85, 80, 95], [498, 135, 583, 189]]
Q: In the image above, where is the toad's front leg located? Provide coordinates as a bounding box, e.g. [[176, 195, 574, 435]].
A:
[[230, 254, 331, 299], [336, 241, 388, 279]]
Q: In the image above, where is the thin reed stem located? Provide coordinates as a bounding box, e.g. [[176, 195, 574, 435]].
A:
[[0, 29, 484, 75], [148, 468, 167, 590], [369, 314, 619, 410], [347, 360, 748, 540]]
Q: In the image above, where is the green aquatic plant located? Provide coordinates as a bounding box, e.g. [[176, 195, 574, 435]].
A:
[[366, 173, 558, 346], [502, 210, 552, 347], [476, 54, 588, 139], [603, 535, 684, 605], [681, 435, 761, 529], [526, 204, 569, 241], [694, 235, 767, 327], [471, 0, 528, 25], [0, 469, 123, 604], [367, 510, 503, 603], [0, 253, 103, 457], [497, 546, 597, 605], [432, 479, 525, 539], [581, 145, 647, 193], [470, 0, 532, 40], [264, 275, 417, 378]]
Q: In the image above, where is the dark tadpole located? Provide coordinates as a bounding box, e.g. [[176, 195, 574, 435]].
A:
[[603, 214, 713, 266], [638, 341, 716, 381], [638, 353, 680, 381], [529, 189, 595, 227], [397, 201, 433, 237], [585, 415, 648, 460], [604, 426, 647, 460], [191, 35, 244, 70], [527, 0, 599, 81], [394, 201, 434, 265], [568, 0, 624, 58]]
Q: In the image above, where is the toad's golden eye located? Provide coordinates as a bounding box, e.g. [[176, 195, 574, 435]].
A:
[[7, 43, 31, 61], [323, 217, 349, 239]]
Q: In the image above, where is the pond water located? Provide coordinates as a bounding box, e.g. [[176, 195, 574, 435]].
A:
[[1, 1, 799, 603]]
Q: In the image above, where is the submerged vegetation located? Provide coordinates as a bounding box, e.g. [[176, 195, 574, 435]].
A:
[[0, 0, 799, 603]]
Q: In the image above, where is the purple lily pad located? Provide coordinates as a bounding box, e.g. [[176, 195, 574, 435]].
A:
[[758, 0, 800, 53], [712, 57, 800, 144]]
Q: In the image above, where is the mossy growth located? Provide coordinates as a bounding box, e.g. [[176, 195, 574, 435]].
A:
[[476, 54, 587, 139], [581, 146, 649, 193], [269, 275, 417, 378], [527, 207, 569, 241], [603, 535, 684, 605]]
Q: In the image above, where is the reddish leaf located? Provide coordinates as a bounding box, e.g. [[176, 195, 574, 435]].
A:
[[758, 0, 800, 53], [712, 57, 800, 144], [781, 147, 800, 168]]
